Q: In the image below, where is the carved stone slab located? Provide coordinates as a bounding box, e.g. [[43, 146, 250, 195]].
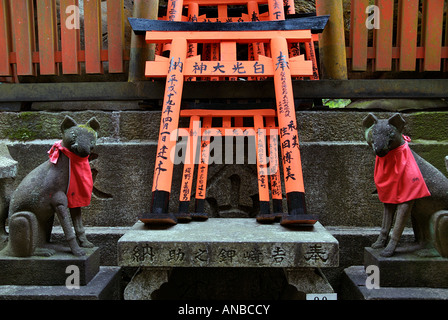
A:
[[118, 218, 338, 268]]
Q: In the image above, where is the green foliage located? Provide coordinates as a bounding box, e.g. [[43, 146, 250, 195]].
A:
[[322, 99, 351, 109]]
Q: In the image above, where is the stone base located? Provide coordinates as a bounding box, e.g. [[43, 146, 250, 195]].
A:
[[364, 247, 448, 288], [0, 266, 121, 300], [118, 219, 339, 268], [0, 245, 100, 286], [118, 218, 338, 300], [341, 266, 448, 300], [123, 267, 334, 300]]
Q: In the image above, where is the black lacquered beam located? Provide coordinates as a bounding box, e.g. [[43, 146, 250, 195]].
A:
[[1, 80, 447, 103], [128, 15, 330, 35]]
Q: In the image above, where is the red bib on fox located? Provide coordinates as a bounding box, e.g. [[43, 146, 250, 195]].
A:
[[374, 136, 430, 204], [48, 140, 93, 208]]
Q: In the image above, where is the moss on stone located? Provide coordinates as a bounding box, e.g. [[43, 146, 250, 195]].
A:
[[5, 112, 45, 141], [5, 128, 36, 141], [78, 124, 98, 136], [407, 112, 448, 141], [412, 141, 448, 175]]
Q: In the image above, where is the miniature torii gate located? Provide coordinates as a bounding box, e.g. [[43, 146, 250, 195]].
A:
[[155, 0, 320, 83], [129, 8, 328, 227]]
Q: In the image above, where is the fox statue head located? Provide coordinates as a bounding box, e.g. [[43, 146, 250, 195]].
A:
[[60, 116, 100, 158], [362, 113, 406, 157]]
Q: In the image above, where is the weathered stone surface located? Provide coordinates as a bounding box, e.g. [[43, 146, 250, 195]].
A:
[[155, 267, 294, 299], [118, 219, 338, 268], [0, 111, 116, 141], [0, 144, 17, 179], [341, 266, 448, 300], [347, 99, 448, 112], [0, 266, 121, 300], [364, 247, 448, 288], [124, 267, 171, 300], [0, 246, 99, 286], [124, 266, 334, 300], [284, 268, 334, 294], [2, 110, 448, 143], [32, 101, 140, 111]]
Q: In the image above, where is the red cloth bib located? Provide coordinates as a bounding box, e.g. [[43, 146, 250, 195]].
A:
[[48, 140, 93, 208], [374, 136, 430, 204]]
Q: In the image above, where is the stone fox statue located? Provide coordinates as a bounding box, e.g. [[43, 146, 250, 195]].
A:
[[0, 116, 100, 257], [363, 113, 448, 257]]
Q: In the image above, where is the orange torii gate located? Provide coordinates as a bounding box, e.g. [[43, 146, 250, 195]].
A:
[[168, 0, 292, 222], [150, 30, 312, 226], [129, 16, 328, 226], [166, 0, 320, 224], [156, 0, 320, 81], [176, 108, 281, 223]]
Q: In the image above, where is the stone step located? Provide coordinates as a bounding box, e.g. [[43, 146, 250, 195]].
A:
[[0, 266, 121, 300], [0, 246, 100, 286], [341, 266, 448, 300]]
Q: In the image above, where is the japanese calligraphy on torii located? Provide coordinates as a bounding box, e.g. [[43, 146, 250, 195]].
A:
[[146, 54, 313, 78]]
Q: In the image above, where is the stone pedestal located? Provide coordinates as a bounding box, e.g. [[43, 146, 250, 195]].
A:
[[0, 246, 100, 286], [0, 266, 121, 300], [118, 218, 339, 299], [0, 246, 121, 300], [341, 266, 448, 300], [364, 247, 448, 288], [340, 247, 448, 300]]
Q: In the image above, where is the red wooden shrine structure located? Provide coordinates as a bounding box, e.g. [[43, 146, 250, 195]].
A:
[[130, 0, 327, 226]]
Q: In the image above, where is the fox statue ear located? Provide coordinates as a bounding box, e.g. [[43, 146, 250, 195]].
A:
[[86, 117, 100, 132], [61, 116, 77, 133], [388, 113, 405, 133], [362, 113, 378, 131]]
